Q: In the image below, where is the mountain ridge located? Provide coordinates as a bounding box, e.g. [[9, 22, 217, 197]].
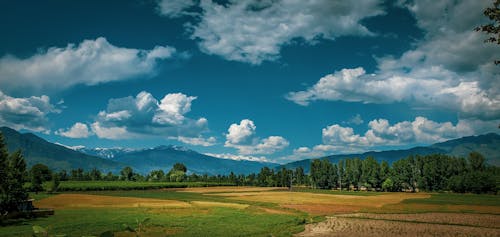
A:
[[281, 133, 500, 173]]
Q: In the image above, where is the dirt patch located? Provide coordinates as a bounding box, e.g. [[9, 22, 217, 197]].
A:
[[210, 191, 430, 215], [296, 216, 500, 237], [190, 201, 249, 209], [35, 194, 190, 209], [339, 213, 500, 228], [176, 186, 286, 193], [376, 203, 500, 215]]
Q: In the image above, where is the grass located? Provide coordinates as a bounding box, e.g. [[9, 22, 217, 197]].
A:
[[28, 192, 55, 201], [50, 181, 234, 191], [1, 206, 306, 236], [402, 192, 500, 206]]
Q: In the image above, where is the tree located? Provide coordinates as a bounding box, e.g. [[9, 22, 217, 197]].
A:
[[476, 0, 500, 64], [120, 166, 134, 181], [381, 178, 395, 192], [0, 133, 29, 213], [148, 170, 165, 182], [30, 163, 52, 193], [172, 163, 187, 173], [468, 152, 486, 171], [294, 167, 305, 185], [168, 163, 187, 182], [0, 133, 10, 213], [90, 168, 102, 181]]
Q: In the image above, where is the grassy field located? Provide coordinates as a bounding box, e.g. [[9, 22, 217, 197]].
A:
[[1, 187, 499, 236]]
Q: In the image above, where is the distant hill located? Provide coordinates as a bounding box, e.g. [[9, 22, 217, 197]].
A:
[[282, 133, 500, 173], [0, 127, 123, 172], [0, 126, 277, 175], [107, 145, 278, 175]]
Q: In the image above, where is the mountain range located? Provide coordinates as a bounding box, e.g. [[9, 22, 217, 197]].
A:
[[0, 127, 276, 175], [1, 126, 498, 175]]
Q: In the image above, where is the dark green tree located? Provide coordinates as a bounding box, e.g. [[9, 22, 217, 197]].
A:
[[0, 133, 10, 212], [172, 163, 187, 172], [120, 166, 134, 181], [30, 163, 52, 193], [148, 169, 165, 182]]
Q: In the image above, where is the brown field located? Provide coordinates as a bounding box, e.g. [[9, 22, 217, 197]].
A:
[[35, 194, 190, 209], [209, 191, 430, 214], [297, 216, 500, 237], [338, 213, 500, 228]]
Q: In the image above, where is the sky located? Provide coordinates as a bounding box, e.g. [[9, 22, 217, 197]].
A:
[[0, 0, 499, 164]]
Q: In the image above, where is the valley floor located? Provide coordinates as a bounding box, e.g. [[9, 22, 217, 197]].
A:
[[1, 187, 499, 236]]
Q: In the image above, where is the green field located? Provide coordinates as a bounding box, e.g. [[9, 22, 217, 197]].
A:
[[1, 187, 499, 237]]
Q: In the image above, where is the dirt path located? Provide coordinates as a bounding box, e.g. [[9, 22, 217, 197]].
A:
[[296, 215, 500, 237]]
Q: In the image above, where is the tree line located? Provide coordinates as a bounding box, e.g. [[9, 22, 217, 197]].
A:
[[308, 152, 498, 193]]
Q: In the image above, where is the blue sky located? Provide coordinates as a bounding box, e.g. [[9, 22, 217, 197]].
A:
[[0, 0, 498, 164]]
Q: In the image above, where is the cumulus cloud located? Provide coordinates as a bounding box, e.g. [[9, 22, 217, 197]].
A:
[[56, 122, 91, 138], [0, 91, 58, 132], [91, 91, 211, 142], [285, 116, 499, 160], [0, 37, 177, 95], [286, 0, 500, 121], [225, 119, 256, 145], [286, 67, 500, 120], [156, 0, 384, 64], [323, 116, 498, 148], [225, 119, 289, 154], [156, 0, 196, 18], [205, 153, 270, 163]]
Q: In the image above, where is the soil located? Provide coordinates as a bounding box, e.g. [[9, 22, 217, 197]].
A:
[[296, 216, 500, 237]]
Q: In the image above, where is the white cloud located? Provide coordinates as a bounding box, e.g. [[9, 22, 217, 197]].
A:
[[91, 91, 211, 141], [164, 0, 384, 64], [205, 153, 270, 163], [286, 0, 500, 121], [225, 119, 289, 154], [284, 116, 499, 160], [156, 0, 196, 18], [56, 122, 91, 138], [225, 119, 256, 145], [322, 116, 498, 148], [91, 122, 129, 140], [177, 136, 216, 146], [287, 66, 500, 120], [0, 91, 58, 132], [0, 37, 177, 95], [153, 93, 197, 125], [346, 114, 364, 125]]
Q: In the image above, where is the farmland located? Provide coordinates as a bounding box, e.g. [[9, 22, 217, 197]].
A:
[[1, 187, 499, 236]]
